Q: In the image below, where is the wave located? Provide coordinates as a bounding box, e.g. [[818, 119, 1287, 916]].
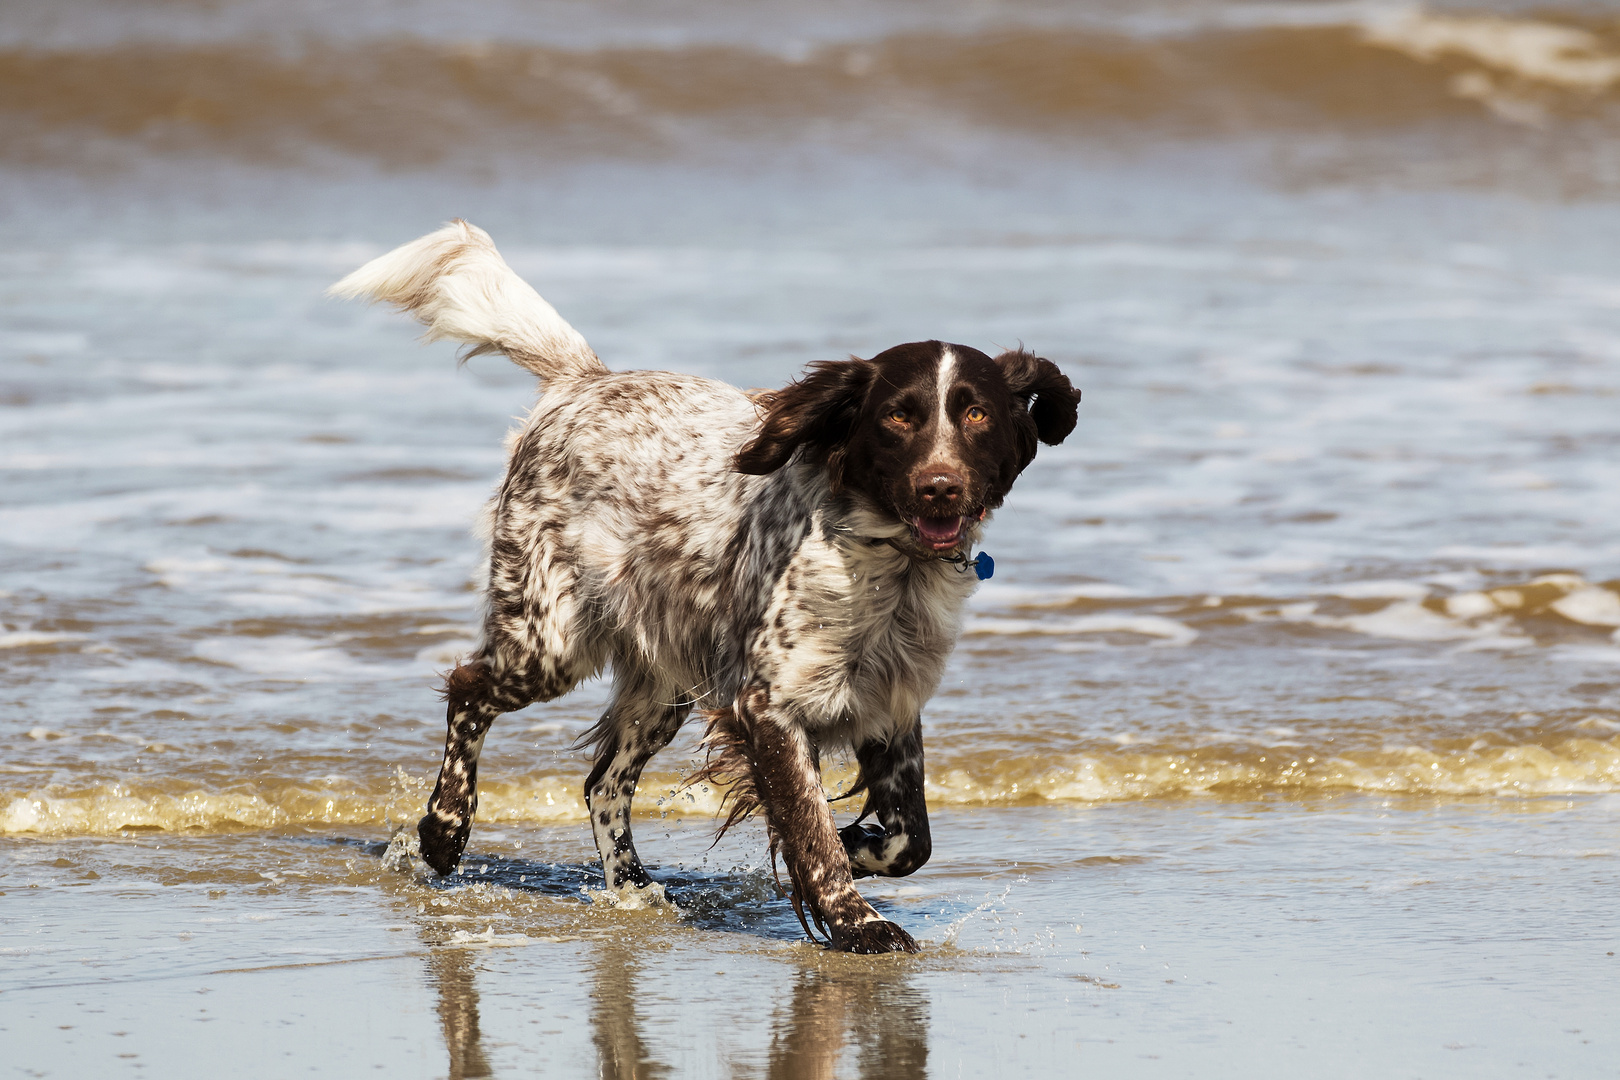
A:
[[2, 11, 1617, 167], [966, 573, 1620, 652], [0, 767, 616, 838], [924, 729, 1620, 805], [6, 723, 1617, 836]]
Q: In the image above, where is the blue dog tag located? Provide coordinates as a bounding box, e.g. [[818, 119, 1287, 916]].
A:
[[974, 552, 994, 581]]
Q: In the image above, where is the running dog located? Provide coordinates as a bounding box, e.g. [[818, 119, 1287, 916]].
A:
[[331, 222, 1080, 952]]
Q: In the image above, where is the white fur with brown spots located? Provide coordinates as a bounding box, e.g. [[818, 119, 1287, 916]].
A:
[[331, 221, 1080, 953]]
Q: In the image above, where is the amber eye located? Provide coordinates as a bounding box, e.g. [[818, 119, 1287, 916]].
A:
[[888, 409, 909, 424], [965, 406, 988, 423]]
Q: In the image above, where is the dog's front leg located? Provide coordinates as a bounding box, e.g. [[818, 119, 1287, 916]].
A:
[[736, 685, 918, 954], [839, 721, 932, 879]]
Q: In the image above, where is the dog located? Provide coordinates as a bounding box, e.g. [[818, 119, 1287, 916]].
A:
[[331, 221, 1080, 953]]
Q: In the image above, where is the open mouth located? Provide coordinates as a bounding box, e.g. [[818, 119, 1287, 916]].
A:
[[909, 514, 966, 551]]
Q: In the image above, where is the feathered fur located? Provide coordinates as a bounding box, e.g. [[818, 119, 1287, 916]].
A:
[[328, 219, 605, 382], [688, 705, 767, 847]]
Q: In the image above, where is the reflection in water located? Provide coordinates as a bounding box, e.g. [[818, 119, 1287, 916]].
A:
[[590, 943, 670, 1080], [765, 967, 929, 1080], [427, 946, 493, 1080], [424, 930, 929, 1079], [584, 939, 929, 1079]]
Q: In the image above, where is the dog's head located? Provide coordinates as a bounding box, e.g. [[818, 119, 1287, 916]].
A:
[[736, 341, 1081, 553]]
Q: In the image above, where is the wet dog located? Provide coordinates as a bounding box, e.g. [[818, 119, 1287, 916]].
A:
[[332, 221, 1080, 952]]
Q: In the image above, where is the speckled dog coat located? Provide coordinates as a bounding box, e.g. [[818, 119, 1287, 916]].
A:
[[332, 221, 1080, 952]]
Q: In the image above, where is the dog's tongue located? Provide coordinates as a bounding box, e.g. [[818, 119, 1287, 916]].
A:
[[915, 516, 964, 545]]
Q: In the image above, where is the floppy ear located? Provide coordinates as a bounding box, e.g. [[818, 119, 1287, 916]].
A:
[[735, 359, 874, 482], [994, 349, 1081, 445]]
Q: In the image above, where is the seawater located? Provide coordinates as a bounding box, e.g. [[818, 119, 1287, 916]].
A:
[[6, 234, 1619, 835], [3, 1, 1619, 1076]]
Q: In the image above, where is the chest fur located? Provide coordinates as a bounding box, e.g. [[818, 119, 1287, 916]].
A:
[[749, 512, 976, 743]]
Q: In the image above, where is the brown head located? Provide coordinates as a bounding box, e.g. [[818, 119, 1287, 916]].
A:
[[735, 341, 1081, 553]]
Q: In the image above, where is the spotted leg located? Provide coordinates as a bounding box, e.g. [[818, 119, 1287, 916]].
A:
[[731, 684, 918, 954], [581, 680, 689, 892], [418, 727, 494, 875], [418, 660, 518, 876], [417, 491, 597, 878], [839, 721, 932, 879]]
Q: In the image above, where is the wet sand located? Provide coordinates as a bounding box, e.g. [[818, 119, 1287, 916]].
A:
[[7, 798, 1618, 1076]]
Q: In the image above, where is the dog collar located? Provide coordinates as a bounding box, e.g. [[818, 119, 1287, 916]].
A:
[[873, 536, 994, 580]]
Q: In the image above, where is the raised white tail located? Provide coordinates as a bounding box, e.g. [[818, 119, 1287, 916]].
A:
[[329, 220, 607, 382]]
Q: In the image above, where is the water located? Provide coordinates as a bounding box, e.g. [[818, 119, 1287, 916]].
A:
[[4, 1, 1620, 1076]]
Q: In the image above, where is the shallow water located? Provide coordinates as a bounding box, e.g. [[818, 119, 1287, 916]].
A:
[[4, 0, 1620, 1075], [7, 800, 1619, 1076], [6, 216, 1619, 836]]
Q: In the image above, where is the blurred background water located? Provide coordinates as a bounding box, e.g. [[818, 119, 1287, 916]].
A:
[[3, 2, 1619, 1076]]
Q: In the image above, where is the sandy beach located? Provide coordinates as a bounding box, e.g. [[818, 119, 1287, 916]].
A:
[[9, 798, 1617, 1075]]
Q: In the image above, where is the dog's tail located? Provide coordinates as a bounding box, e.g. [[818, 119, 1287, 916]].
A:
[[328, 220, 607, 382]]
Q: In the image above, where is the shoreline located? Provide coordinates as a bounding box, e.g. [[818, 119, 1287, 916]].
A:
[[6, 796, 1616, 1077]]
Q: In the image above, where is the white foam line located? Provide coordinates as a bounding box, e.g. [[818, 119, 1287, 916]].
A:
[[0, 632, 87, 649], [967, 614, 1198, 646], [1362, 11, 1620, 92], [1322, 580, 1429, 600]]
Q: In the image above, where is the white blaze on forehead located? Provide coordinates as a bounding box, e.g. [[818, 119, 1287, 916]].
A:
[[929, 345, 962, 467], [935, 345, 957, 419]]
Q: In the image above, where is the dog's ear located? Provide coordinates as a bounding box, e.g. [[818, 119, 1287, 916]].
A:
[[736, 359, 874, 480], [995, 349, 1081, 446]]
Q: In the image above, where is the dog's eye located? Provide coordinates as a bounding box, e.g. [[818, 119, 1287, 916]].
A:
[[964, 406, 988, 423], [888, 409, 909, 425]]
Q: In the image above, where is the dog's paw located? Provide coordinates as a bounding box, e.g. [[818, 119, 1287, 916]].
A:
[[416, 811, 469, 877], [829, 919, 919, 955]]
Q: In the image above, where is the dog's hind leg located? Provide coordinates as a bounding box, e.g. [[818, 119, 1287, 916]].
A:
[[419, 655, 573, 876], [580, 672, 690, 891], [419, 659, 511, 875], [839, 721, 932, 879], [418, 509, 595, 877]]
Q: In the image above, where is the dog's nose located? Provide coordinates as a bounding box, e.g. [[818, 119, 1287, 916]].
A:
[[916, 470, 965, 507]]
